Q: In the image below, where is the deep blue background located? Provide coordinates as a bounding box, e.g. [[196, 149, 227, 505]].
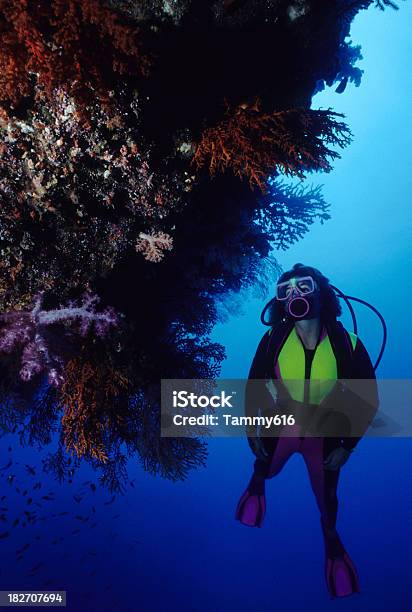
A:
[[1, 5, 411, 611]]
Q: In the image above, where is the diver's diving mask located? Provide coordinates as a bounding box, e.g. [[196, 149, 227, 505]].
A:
[[276, 275, 318, 319]]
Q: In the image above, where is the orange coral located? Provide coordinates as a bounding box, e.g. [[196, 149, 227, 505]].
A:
[[0, 0, 151, 112], [59, 355, 130, 462], [192, 101, 351, 192]]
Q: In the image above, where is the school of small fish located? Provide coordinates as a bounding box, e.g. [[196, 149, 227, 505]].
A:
[[0, 444, 140, 601]]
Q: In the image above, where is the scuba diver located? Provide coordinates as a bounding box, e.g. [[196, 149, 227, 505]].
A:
[[235, 263, 380, 599]]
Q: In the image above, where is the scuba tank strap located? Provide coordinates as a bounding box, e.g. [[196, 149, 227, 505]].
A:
[[325, 320, 354, 379]]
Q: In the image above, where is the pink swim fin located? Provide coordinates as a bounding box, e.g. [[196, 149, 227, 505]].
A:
[[321, 518, 360, 598], [235, 489, 266, 528], [325, 551, 360, 598]]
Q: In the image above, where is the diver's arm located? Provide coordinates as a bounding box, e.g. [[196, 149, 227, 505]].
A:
[[245, 330, 273, 418], [245, 330, 274, 459], [340, 336, 379, 452]]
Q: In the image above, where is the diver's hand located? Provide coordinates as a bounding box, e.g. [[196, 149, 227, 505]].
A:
[[323, 447, 352, 471], [248, 434, 269, 461]]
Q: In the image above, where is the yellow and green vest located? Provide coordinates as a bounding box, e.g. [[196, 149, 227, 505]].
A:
[[276, 326, 357, 405]]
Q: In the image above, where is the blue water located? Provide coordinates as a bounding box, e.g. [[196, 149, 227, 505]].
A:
[[1, 5, 411, 611]]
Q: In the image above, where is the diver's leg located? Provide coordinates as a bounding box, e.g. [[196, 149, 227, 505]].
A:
[[300, 437, 339, 525], [235, 436, 275, 528], [266, 431, 300, 478], [301, 437, 360, 598], [235, 432, 299, 528]]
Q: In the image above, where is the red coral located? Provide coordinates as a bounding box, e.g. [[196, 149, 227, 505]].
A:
[[0, 0, 152, 113], [60, 356, 130, 462], [192, 101, 351, 192]]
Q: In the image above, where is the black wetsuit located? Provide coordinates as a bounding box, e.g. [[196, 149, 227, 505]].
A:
[[244, 318, 378, 531]]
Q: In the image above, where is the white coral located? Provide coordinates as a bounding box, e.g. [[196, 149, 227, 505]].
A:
[[135, 231, 173, 263]]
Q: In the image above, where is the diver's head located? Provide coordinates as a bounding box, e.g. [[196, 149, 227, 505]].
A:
[[274, 264, 342, 323], [276, 275, 320, 319]]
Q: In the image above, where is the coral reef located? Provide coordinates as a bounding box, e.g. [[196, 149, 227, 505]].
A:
[[0, 0, 397, 489], [0, 0, 151, 113]]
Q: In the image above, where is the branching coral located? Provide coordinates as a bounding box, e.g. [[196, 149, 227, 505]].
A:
[[59, 355, 130, 462], [255, 177, 331, 250], [0, 292, 118, 386], [135, 231, 174, 262], [42, 439, 78, 484], [375, 0, 398, 9], [192, 103, 352, 192], [0, 0, 151, 113], [315, 41, 364, 95]]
